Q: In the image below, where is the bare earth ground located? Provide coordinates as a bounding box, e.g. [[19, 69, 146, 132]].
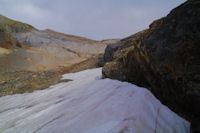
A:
[[0, 55, 102, 97]]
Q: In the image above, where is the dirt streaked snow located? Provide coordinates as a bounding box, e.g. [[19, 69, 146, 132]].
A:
[[0, 68, 190, 133]]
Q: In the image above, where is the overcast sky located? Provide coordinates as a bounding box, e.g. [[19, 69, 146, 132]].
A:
[[0, 0, 186, 40]]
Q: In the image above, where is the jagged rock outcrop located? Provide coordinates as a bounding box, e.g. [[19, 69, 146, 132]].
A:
[[102, 0, 200, 132]]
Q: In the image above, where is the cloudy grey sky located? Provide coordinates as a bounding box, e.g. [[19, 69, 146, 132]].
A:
[[0, 0, 186, 40]]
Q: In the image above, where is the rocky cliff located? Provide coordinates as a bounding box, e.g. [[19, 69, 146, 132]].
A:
[[102, 0, 200, 132]]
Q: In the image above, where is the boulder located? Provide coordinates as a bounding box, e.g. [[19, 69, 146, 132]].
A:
[[102, 0, 200, 132]]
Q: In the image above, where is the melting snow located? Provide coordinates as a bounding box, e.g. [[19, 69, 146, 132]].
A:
[[0, 68, 190, 133]]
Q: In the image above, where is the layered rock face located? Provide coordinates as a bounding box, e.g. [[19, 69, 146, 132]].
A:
[[103, 0, 200, 132]]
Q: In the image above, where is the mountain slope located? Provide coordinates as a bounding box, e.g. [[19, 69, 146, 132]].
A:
[[0, 14, 108, 96], [0, 14, 107, 72]]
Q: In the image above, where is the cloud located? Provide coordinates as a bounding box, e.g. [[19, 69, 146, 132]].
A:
[[0, 0, 186, 40]]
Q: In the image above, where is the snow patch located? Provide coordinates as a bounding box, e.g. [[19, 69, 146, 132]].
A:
[[0, 68, 190, 133]]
